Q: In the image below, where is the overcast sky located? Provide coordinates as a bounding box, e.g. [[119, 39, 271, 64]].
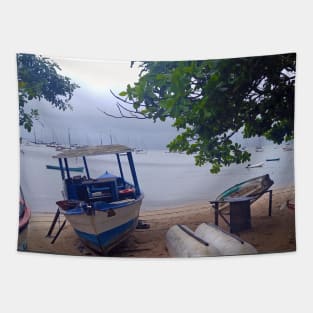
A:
[[20, 56, 180, 149], [20, 54, 270, 149]]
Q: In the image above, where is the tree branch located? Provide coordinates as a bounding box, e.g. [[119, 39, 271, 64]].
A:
[[109, 89, 135, 105], [97, 102, 147, 119]]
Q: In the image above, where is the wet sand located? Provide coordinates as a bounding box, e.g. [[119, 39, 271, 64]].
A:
[[24, 186, 296, 257]]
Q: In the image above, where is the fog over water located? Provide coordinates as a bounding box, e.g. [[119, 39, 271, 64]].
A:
[[20, 144, 294, 213], [19, 55, 274, 150]]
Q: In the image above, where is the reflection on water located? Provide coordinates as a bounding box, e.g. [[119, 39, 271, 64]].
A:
[[20, 144, 294, 212]]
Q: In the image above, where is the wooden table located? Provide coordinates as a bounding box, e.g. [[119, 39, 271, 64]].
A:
[[209, 191, 273, 233], [224, 196, 255, 233]]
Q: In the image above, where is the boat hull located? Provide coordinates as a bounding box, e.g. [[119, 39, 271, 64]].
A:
[[61, 197, 143, 254], [18, 199, 31, 251], [46, 165, 84, 172], [166, 224, 221, 257], [216, 174, 274, 213], [246, 161, 264, 168], [194, 223, 257, 256]]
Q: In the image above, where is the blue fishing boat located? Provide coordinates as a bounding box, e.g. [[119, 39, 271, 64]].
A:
[[51, 145, 144, 255], [46, 164, 84, 172]]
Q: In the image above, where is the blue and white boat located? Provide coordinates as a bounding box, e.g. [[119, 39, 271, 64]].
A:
[[52, 144, 144, 255]]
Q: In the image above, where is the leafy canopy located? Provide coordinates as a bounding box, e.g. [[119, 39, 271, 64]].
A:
[[119, 53, 295, 173], [17, 53, 79, 132]]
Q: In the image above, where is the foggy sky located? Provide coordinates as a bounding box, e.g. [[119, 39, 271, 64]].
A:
[[19, 55, 270, 149], [20, 87, 180, 149]]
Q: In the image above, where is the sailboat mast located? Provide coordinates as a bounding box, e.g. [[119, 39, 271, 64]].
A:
[[68, 128, 71, 147], [34, 127, 37, 144]]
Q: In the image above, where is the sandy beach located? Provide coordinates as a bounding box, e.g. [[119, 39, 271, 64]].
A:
[[24, 185, 296, 257]]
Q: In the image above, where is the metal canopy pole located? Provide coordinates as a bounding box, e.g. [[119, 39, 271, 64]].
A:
[[116, 153, 125, 182], [127, 152, 140, 196], [83, 156, 90, 179], [63, 158, 71, 179], [58, 158, 65, 180]]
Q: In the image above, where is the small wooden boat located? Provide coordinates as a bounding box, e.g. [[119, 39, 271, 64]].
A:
[[18, 187, 31, 251], [46, 164, 84, 172], [50, 145, 144, 255], [215, 174, 274, 213], [134, 148, 147, 154], [246, 161, 264, 168], [266, 158, 280, 161]]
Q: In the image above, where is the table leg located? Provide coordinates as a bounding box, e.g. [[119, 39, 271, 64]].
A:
[[268, 190, 273, 216], [214, 202, 219, 226]]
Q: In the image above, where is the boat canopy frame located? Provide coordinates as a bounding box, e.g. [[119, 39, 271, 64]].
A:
[[52, 144, 141, 197], [53, 144, 132, 159]]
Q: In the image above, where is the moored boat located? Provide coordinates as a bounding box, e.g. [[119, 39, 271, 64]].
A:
[[246, 161, 264, 168], [18, 187, 31, 251], [283, 146, 293, 151], [266, 158, 280, 161], [46, 164, 84, 172], [51, 144, 144, 255], [134, 148, 147, 154]]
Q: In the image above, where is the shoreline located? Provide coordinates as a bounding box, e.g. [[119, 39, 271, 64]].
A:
[[29, 184, 295, 215], [24, 185, 296, 257]]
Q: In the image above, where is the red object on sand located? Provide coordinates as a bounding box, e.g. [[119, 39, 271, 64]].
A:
[[287, 200, 295, 210]]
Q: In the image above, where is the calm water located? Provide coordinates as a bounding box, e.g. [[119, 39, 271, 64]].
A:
[[20, 144, 294, 212]]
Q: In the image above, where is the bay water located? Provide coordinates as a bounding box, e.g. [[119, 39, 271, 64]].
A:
[[20, 144, 294, 213]]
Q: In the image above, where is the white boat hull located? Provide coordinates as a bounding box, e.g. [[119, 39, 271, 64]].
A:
[[166, 224, 221, 257], [61, 197, 143, 254], [194, 223, 257, 255], [246, 162, 264, 168]]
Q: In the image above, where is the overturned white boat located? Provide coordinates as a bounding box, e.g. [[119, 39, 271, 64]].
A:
[[166, 223, 257, 257], [166, 224, 221, 257], [194, 223, 257, 256]]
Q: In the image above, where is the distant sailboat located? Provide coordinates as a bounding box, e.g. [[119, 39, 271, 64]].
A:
[[255, 137, 264, 152], [135, 148, 147, 154], [135, 139, 147, 154], [283, 142, 293, 151], [68, 128, 71, 148], [246, 161, 264, 168]]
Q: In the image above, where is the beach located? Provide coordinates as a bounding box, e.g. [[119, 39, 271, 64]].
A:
[[24, 185, 296, 257]]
